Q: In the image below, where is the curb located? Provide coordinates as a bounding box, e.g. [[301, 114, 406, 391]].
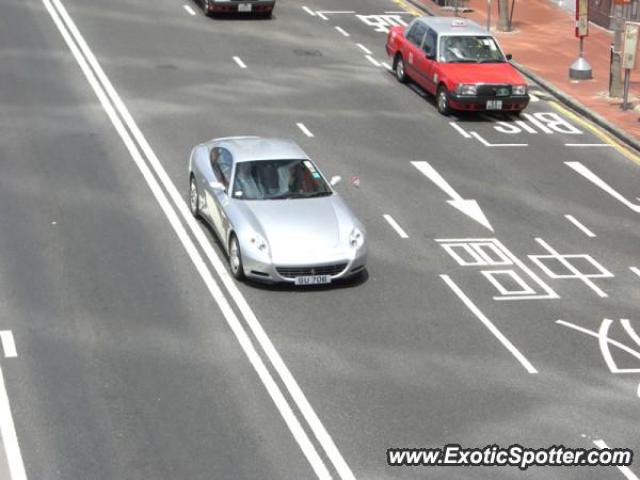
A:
[[404, 0, 640, 153]]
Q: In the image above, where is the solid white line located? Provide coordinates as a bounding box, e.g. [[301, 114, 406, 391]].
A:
[[630, 266, 640, 278], [183, 4, 196, 15], [593, 439, 639, 480], [383, 214, 409, 238], [232, 56, 247, 69], [43, 0, 347, 477], [334, 26, 350, 37], [302, 6, 316, 16], [356, 43, 372, 55], [564, 214, 596, 237], [565, 143, 612, 147], [381, 62, 392, 70], [449, 122, 472, 139], [365, 55, 380, 67], [0, 332, 16, 359], [296, 122, 314, 138], [470, 131, 527, 147], [441, 275, 538, 373], [555, 320, 640, 363], [316, 11, 328, 20], [0, 368, 26, 480]]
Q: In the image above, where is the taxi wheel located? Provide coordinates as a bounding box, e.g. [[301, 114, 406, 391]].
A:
[[202, 0, 211, 16], [394, 56, 407, 84], [437, 86, 451, 116]]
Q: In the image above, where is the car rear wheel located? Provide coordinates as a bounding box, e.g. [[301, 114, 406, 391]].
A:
[[229, 235, 245, 280], [437, 86, 451, 116], [202, 0, 211, 16], [189, 175, 200, 218], [394, 56, 407, 83]]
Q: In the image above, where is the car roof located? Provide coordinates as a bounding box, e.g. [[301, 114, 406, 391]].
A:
[[415, 16, 489, 36], [207, 136, 309, 162]]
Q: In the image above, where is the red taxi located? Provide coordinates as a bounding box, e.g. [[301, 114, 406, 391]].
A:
[[386, 17, 529, 115]]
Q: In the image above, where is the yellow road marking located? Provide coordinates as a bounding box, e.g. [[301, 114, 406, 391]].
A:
[[392, 0, 422, 17], [549, 100, 640, 167]]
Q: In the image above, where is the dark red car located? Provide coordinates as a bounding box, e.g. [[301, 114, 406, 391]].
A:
[[199, 0, 275, 17]]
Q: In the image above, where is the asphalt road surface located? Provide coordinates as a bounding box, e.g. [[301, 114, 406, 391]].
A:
[[0, 0, 639, 478]]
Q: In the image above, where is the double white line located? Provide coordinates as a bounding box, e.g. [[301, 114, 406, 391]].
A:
[[42, 0, 355, 478]]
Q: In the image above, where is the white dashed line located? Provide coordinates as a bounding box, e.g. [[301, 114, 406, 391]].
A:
[[302, 6, 315, 16], [381, 61, 392, 70], [450, 122, 472, 139], [296, 122, 314, 138], [0, 332, 16, 359], [383, 214, 409, 238], [183, 4, 196, 15], [233, 56, 247, 69], [592, 439, 639, 480], [441, 275, 538, 374], [630, 266, 640, 278], [365, 55, 380, 67], [356, 43, 372, 55], [334, 26, 350, 37], [564, 214, 596, 237]]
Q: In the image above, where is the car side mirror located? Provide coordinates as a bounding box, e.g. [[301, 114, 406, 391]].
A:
[[330, 176, 342, 186], [506, 53, 513, 60], [210, 180, 226, 192]]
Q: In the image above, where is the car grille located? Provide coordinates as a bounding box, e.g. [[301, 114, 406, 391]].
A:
[[477, 84, 512, 97], [276, 263, 348, 278]]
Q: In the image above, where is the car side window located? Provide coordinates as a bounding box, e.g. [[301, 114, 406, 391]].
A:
[[407, 22, 426, 48], [210, 147, 233, 188], [423, 29, 437, 57]]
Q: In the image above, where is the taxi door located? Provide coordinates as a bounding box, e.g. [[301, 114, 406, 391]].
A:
[[413, 28, 438, 95], [403, 22, 427, 84]]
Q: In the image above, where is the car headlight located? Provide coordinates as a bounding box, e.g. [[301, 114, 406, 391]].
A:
[[512, 85, 527, 96], [249, 233, 269, 254], [349, 228, 365, 249], [455, 83, 478, 96]]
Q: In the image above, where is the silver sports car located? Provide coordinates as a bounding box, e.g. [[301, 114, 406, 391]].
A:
[[188, 136, 367, 285]]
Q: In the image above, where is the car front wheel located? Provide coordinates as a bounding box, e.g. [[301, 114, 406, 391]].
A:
[[189, 175, 200, 218], [437, 86, 451, 116], [202, 0, 211, 15], [395, 56, 407, 83], [229, 235, 245, 280]]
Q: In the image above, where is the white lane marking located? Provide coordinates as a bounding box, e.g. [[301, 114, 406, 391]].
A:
[[232, 56, 247, 69], [383, 214, 409, 238], [365, 55, 380, 67], [43, 0, 349, 477], [316, 11, 328, 20], [470, 131, 528, 147], [592, 439, 639, 480], [450, 122, 472, 139], [0, 333, 16, 359], [522, 113, 554, 134], [183, 4, 196, 15], [441, 275, 538, 373], [296, 122, 314, 138], [302, 6, 316, 16], [334, 26, 350, 37], [356, 43, 372, 55], [0, 368, 26, 480], [630, 266, 640, 278], [381, 61, 392, 70], [566, 161, 640, 213], [564, 214, 596, 237], [528, 93, 539, 102], [565, 143, 612, 147]]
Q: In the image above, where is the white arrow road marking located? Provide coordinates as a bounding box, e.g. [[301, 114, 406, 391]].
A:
[[593, 439, 639, 480], [0, 333, 16, 359], [566, 161, 640, 213], [411, 161, 494, 231]]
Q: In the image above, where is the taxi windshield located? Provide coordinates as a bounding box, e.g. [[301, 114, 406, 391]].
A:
[[232, 159, 332, 200], [441, 35, 505, 63]]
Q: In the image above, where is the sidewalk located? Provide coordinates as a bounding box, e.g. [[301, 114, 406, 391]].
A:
[[407, 0, 640, 146]]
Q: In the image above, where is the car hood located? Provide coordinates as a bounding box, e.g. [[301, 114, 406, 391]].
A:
[[439, 62, 525, 85], [239, 196, 351, 262]]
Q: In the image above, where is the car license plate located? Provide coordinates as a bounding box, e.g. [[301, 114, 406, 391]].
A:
[[294, 275, 331, 286], [486, 100, 503, 110], [238, 3, 252, 11]]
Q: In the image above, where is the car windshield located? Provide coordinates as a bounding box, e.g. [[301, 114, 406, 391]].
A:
[[441, 35, 505, 63], [232, 159, 332, 200]]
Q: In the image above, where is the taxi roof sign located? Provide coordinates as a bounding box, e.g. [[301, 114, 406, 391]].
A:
[[451, 19, 467, 27]]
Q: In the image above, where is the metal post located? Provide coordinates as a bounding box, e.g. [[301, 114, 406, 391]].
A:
[[570, 36, 593, 79], [622, 68, 632, 109], [487, 0, 492, 31], [610, 5, 624, 97]]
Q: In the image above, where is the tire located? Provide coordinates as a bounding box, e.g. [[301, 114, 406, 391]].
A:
[[394, 55, 407, 84], [228, 235, 245, 280], [436, 85, 451, 116], [202, 0, 211, 16], [189, 175, 200, 218]]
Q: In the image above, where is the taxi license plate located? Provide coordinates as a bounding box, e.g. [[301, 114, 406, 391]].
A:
[[294, 275, 331, 286], [486, 100, 503, 110], [238, 3, 252, 11]]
